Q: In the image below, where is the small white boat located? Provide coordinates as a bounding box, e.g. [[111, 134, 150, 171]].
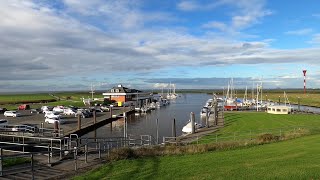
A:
[[182, 121, 202, 133]]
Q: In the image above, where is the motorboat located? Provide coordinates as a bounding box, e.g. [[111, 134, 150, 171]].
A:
[[182, 121, 202, 133], [200, 99, 213, 117]]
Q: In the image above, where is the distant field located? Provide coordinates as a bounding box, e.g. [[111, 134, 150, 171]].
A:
[[73, 134, 320, 179], [0, 92, 104, 110], [0, 94, 56, 104], [199, 111, 320, 143]]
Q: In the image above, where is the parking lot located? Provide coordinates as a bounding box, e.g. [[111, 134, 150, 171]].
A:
[[0, 107, 128, 135]]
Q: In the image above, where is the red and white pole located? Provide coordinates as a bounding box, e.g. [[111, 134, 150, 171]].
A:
[[303, 70, 307, 94]]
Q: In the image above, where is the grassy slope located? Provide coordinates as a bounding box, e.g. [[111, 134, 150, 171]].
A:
[[74, 134, 320, 180], [222, 112, 320, 132], [200, 112, 320, 143]]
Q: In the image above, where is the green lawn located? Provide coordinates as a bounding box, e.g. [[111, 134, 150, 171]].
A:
[[73, 134, 320, 180], [200, 112, 320, 143], [0, 94, 55, 104]]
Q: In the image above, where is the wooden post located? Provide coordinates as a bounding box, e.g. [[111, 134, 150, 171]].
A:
[[172, 118, 176, 138], [156, 118, 159, 144], [110, 107, 113, 118], [85, 144, 88, 163], [123, 112, 127, 138], [74, 147, 77, 171], [54, 121, 59, 137], [206, 111, 209, 128], [190, 112, 195, 134], [0, 148, 3, 177], [93, 110, 96, 124], [31, 154, 34, 180], [77, 115, 81, 130]]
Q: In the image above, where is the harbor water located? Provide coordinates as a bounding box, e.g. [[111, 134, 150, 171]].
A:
[[83, 93, 212, 142]]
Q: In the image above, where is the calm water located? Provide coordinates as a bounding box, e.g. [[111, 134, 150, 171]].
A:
[[83, 93, 212, 141]]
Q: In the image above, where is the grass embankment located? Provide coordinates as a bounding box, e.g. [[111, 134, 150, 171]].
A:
[[0, 92, 104, 110], [200, 112, 320, 143], [73, 134, 320, 179], [0, 94, 56, 104]]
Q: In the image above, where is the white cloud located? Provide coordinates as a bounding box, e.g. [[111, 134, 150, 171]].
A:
[[0, 0, 320, 90], [285, 28, 314, 35], [202, 21, 228, 31], [177, 1, 201, 11], [309, 34, 320, 44]]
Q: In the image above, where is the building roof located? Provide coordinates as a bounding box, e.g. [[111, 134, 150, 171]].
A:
[[103, 84, 143, 94]]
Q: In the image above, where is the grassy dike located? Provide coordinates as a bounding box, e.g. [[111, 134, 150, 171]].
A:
[[73, 111, 320, 179], [199, 112, 320, 143], [73, 134, 320, 179]]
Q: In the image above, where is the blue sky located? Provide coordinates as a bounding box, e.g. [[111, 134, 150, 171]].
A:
[[1, 0, 320, 92]]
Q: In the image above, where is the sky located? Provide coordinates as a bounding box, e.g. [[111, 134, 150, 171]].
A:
[[1, 0, 320, 92]]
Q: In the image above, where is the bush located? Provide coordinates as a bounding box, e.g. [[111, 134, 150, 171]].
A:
[[108, 148, 136, 161], [257, 133, 280, 143]]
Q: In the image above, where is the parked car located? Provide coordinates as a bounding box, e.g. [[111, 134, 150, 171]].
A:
[[18, 104, 30, 110], [0, 108, 8, 113], [64, 108, 76, 115], [89, 107, 104, 112], [75, 109, 92, 118], [41, 105, 53, 112], [0, 119, 8, 126], [45, 117, 65, 124], [100, 106, 110, 112], [22, 124, 39, 133], [53, 106, 65, 113], [4, 111, 21, 117], [30, 108, 42, 114], [44, 111, 61, 119]]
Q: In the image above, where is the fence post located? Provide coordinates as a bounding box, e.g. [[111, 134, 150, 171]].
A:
[[31, 154, 34, 180], [98, 143, 101, 159], [85, 144, 88, 163], [23, 136, 25, 152], [0, 148, 3, 177], [172, 118, 176, 138], [77, 115, 81, 130], [74, 147, 77, 171], [48, 145, 51, 164], [93, 110, 97, 124], [156, 119, 159, 144], [190, 112, 195, 134]]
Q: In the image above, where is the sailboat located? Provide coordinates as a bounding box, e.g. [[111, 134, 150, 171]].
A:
[[166, 83, 178, 99], [224, 78, 239, 111]]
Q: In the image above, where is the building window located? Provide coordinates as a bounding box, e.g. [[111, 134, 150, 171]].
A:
[[116, 89, 119, 93], [276, 109, 281, 112], [111, 89, 114, 93]]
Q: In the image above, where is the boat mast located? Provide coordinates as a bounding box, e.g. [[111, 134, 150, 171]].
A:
[[244, 86, 247, 102]]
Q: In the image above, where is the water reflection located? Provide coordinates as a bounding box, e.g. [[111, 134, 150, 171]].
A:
[[83, 93, 212, 142]]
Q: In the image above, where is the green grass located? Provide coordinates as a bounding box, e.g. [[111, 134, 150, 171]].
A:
[[200, 112, 320, 143], [73, 134, 320, 180], [3, 157, 31, 167], [0, 94, 55, 104]]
